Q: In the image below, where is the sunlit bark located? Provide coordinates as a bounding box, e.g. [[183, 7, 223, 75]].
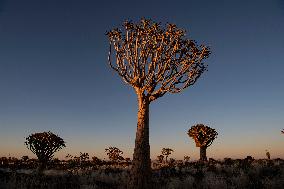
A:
[[129, 90, 152, 189]]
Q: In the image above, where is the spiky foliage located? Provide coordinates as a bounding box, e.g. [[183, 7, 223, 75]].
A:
[[25, 131, 65, 170], [105, 146, 124, 162], [188, 124, 218, 148], [161, 148, 174, 163], [107, 18, 210, 98]]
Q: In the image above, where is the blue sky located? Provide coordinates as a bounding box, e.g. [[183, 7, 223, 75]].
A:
[[0, 0, 284, 160]]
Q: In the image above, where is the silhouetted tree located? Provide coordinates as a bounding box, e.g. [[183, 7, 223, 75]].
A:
[[78, 152, 89, 166], [125, 157, 131, 163], [184, 156, 190, 163], [157, 155, 164, 163], [79, 152, 89, 161], [65, 153, 73, 160], [21, 155, 29, 162], [105, 146, 124, 162], [265, 150, 271, 160], [107, 18, 210, 189], [161, 148, 174, 163], [25, 131, 65, 172], [92, 156, 102, 165], [187, 124, 217, 161], [0, 157, 8, 166]]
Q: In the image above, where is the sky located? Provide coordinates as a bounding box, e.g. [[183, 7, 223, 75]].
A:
[[0, 0, 284, 160]]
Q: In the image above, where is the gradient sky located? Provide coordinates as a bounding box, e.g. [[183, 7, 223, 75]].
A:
[[0, 0, 284, 160]]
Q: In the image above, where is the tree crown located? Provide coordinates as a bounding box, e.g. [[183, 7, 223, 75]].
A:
[[161, 148, 174, 156], [25, 131, 66, 163], [187, 124, 218, 147], [105, 146, 124, 162], [107, 18, 210, 102]]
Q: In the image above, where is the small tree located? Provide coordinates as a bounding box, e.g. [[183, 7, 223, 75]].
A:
[[25, 131, 65, 172], [21, 155, 29, 162], [161, 148, 174, 163], [79, 152, 90, 166], [265, 150, 271, 160], [105, 146, 124, 163], [79, 152, 89, 162], [157, 155, 164, 163], [184, 156, 190, 163], [187, 124, 217, 161], [92, 156, 102, 165], [65, 153, 73, 160], [107, 18, 210, 189]]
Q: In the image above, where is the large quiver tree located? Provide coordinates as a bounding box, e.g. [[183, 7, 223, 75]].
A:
[[107, 18, 210, 189], [187, 124, 217, 161]]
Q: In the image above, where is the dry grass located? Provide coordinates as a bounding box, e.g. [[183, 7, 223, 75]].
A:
[[1, 158, 284, 189]]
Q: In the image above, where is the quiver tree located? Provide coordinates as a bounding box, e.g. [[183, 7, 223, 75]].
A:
[[105, 146, 124, 163], [187, 124, 217, 161], [161, 148, 174, 163], [107, 18, 210, 189], [184, 156, 190, 163], [79, 152, 90, 161], [265, 150, 271, 160], [157, 155, 164, 163], [79, 152, 90, 166], [25, 131, 65, 172], [92, 156, 102, 165], [21, 155, 29, 162]]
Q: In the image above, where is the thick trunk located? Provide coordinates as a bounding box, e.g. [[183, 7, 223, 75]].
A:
[[200, 146, 207, 161], [128, 94, 152, 189]]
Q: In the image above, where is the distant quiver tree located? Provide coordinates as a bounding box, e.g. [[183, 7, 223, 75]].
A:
[[105, 146, 124, 162], [107, 18, 210, 189], [161, 148, 174, 163], [25, 131, 65, 172], [187, 124, 217, 161], [157, 155, 164, 163]]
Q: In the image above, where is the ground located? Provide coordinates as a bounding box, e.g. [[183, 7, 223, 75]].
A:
[[0, 158, 284, 189]]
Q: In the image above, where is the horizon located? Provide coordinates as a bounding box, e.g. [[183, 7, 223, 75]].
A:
[[1, 0, 284, 161]]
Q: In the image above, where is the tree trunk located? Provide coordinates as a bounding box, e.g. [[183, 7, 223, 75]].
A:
[[37, 161, 46, 174], [200, 146, 207, 161], [128, 93, 152, 189]]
